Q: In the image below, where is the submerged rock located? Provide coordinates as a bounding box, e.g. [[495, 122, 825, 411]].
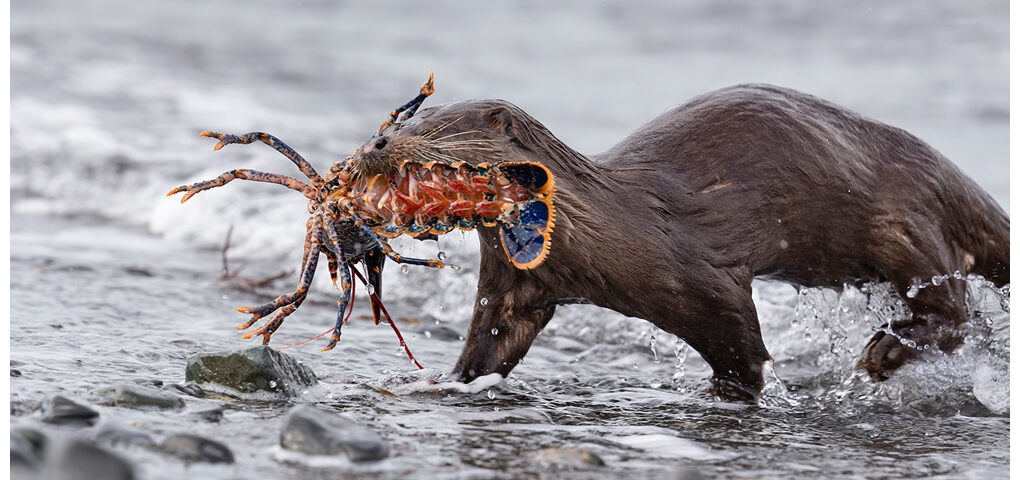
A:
[[97, 384, 185, 409], [160, 433, 235, 464], [49, 439, 135, 480], [185, 346, 317, 397], [280, 405, 389, 462], [525, 446, 606, 468], [40, 395, 99, 425]]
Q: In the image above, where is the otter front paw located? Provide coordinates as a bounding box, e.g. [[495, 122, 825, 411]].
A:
[[857, 330, 922, 381]]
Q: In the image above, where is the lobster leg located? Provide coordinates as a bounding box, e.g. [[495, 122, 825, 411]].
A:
[[237, 242, 321, 324], [356, 223, 445, 269], [199, 131, 324, 188], [322, 247, 340, 289], [166, 169, 314, 202], [378, 71, 435, 133], [322, 220, 354, 352]]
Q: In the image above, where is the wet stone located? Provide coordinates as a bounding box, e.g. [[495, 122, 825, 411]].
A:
[[11, 428, 45, 471], [525, 447, 606, 468], [189, 405, 225, 423], [171, 382, 207, 398], [50, 439, 135, 480], [160, 433, 235, 464], [98, 384, 185, 409], [185, 346, 317, 397], [94, 423, 156, 449], [280, 405, 389, 462], [40, 394, 99, 425]]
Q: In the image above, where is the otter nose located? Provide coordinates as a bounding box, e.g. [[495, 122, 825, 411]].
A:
[[363, 136, 388, 154]]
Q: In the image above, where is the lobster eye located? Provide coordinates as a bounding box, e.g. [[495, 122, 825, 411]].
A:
[[374, 137, 388, 150]]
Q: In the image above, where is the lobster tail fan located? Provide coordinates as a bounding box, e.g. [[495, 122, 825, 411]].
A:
[[496, 162, 556, 270]]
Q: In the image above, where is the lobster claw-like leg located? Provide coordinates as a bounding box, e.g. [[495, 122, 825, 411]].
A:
[[322, 219, 354, 352]]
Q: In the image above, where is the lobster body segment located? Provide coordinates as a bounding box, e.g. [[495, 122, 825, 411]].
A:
[[331, 159, 556, 269]]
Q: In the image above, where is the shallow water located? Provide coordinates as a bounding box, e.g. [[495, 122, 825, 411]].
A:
[[11, 1, 1009, 478]]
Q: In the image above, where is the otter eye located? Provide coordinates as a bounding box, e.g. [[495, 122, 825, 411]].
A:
[[374, 138, 388, 150]]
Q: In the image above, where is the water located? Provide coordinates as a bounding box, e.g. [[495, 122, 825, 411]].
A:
[[11, 1, 1009, 478]]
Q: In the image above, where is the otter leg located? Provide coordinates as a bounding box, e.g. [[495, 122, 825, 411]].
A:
[[651, 272, 771, 402], [452, 280, 555, 382], [856, 224, 966, 379]]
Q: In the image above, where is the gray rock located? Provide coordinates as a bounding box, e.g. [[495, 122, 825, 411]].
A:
[[97, 384, 185, 409], [40, 395, 99, 425], [526, 447, 606, 468], [160, 433, 234, 464], [11, 428, 45, 470], [49, 439, 135, 480], [189, 405, 225, 423], [280, 405, 389, 462], [185, 346, 317, 397], [93, 423, 156, 449]]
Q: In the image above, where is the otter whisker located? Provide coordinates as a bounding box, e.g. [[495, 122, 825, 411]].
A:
[[421, 115, 465, 139], [429, 130, 481, 142]]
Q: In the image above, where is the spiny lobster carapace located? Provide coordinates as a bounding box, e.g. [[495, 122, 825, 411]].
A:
[[167, 73, 556, 359]]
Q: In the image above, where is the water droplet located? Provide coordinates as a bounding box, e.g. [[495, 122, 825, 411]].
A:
[[424, 331, 432, 338], [491, 328, 499, 336], [931, 275, 944, 286], [366, 284, 376, 295], [220, 295, 229, 300], [649, 335, 660, 363], [650, 380, 662, 389], [269, 380, 278, 388], [458, 335, 465, 341], [906, 285, 919, 298], [480, 297, 489, 306], [779, 239, 789, 249], [450, 264, 462, 271], [487, 390, 495, 400], [438, 251, 448, 261], [401, 265, 409, 275]]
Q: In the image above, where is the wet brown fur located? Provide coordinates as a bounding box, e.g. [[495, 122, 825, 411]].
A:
[[356, 84, 1009, 400]]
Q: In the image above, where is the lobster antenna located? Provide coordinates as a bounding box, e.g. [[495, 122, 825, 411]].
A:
[[378, 71, 435, 135]]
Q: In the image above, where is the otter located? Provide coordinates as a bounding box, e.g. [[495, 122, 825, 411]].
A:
[[353, 84, 1009, 401]]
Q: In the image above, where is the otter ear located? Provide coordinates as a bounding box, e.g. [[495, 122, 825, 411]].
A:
[[482, 106, 514, 136]]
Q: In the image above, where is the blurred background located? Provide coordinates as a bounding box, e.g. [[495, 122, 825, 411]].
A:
[[12, 0, 1007, 253], [11, 1, 1010, 478]]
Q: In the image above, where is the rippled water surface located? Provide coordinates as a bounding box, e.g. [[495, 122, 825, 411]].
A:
[[11, 1, 1009, 478]]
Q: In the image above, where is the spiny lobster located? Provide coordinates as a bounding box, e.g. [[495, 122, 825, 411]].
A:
[[167, 73, 556, 362]]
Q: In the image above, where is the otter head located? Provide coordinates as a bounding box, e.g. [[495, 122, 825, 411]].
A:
[[349, 100, 521, 177], [343, 98, 557, 270]]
